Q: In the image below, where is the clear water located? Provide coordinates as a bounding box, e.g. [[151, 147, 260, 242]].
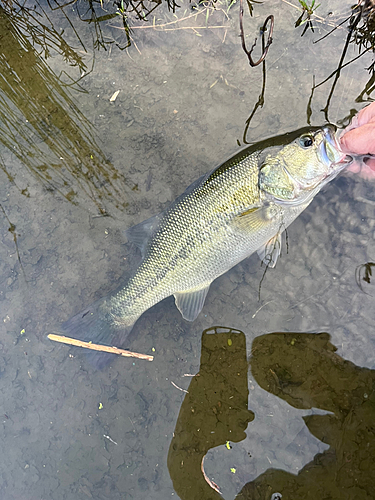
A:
[[0, 0, 374, 498]]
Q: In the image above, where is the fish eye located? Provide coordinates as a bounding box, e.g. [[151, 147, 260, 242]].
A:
[[299, 135, 314, 148]]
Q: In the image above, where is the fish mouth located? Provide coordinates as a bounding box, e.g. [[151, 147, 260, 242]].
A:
[[319, 125, 353, 175], [338, 154, 353, 165]]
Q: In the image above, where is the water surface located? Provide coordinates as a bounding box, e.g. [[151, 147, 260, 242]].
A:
[[0, 1, 374, 498]]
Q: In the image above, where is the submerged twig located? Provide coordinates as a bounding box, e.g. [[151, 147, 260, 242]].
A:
[[240, 14, 273, 144], [171, 381, 189, 393], [240, 46, 267, 144], [306, 0, 375, 119], [48, 333, 154, 360], [239, 4, 274, 67], [313, 15, 350, 44], [320, 7, 363, 121], [306, 75, 315, 124], [257, 226, 287, 300], [201, 455, 222, 494]]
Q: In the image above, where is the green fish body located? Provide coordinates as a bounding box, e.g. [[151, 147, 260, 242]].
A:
[[58, 126, 350, 366]]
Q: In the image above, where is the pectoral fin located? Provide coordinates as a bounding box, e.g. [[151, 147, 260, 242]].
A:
[[174, 284, 211, 321], [257, 232, 282, 268], [233, 205, 278, 233]]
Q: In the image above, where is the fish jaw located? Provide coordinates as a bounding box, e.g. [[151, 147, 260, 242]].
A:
[[318, 125, 353, 181]]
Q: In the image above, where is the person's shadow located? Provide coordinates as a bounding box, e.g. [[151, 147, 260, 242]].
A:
[[168, 329, 375, 500], [168, 326, 254, 500], [238, 331, 375, 500]]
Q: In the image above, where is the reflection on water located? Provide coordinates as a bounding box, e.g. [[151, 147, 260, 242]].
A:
[[0, 6, 131, 213], [236, 331, 375, 499], [305, 2, 375, 123], [168, 326, 254, 500]]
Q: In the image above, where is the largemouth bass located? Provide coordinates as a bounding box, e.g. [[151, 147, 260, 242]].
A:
[[57, 126, 351, 366]]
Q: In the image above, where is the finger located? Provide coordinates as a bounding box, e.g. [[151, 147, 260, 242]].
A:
[[340, 122, 375, 154], [364, 156, 375, 170], [355, 101, 375, 127], [345, 157, 375, 180]]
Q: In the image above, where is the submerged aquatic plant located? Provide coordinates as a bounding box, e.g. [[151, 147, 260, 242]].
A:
[[302, 0, 375, 121], [0, 0, 89, 66], [0, 203, 26, 280], [295, 0, 320, 36], [0, 6, 133, 213]]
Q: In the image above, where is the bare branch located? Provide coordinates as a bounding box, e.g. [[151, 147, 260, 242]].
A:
[[239, 4, 274, 67]]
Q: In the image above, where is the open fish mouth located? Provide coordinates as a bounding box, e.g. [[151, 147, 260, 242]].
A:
[[316, 126, 354, 184], [337, 154, 353, 165], [321, 126, 353, 168]]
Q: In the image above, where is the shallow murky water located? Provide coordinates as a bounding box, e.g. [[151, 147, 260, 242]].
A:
[[0, 0, 374, 498]]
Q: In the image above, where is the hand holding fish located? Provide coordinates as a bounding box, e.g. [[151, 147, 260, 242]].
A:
[[339, 101, 375, 179]]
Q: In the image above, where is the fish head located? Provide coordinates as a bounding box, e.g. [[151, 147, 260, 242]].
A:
[[258, 125, 352, 205]]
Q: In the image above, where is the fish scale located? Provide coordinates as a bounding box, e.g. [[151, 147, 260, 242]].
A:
[[111, 155, 262, 312]]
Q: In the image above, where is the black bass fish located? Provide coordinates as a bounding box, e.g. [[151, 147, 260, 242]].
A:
[[56, 126, 351, 366]]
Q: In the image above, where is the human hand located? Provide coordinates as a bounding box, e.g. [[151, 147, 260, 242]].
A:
[[339, 102, 375, 179]]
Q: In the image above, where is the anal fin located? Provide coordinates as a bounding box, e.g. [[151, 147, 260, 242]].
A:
[[174, 284, 211, 322]]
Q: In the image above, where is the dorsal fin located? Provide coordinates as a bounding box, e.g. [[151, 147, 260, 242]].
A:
[[124, 174, 207, 258], [125, 214, 160, 258]]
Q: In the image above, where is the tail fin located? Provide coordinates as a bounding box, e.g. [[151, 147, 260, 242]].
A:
[[53, 298, 136, 369]]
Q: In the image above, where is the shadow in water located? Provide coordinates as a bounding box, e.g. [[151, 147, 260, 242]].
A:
[[168, 326, 254, 500], [237, 331, 375, 500], [168, 328, 375, 500], [0, 6, 131, 213]]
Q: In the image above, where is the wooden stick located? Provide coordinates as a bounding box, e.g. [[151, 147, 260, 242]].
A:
[[47, 334, 153, 361]]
